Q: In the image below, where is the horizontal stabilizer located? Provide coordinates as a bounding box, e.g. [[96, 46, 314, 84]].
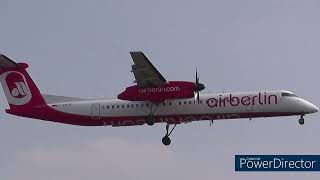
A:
[[0, 54, 18, 68], [42, 94, 89, 104]]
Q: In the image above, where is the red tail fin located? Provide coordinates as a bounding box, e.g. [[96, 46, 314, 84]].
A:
[[0, 55, 46, 110]]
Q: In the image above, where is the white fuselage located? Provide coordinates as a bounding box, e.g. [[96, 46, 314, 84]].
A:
[[47, 90, 318, 126]]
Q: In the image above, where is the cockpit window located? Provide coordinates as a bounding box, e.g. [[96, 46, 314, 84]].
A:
[[281, 92, 297, 97]]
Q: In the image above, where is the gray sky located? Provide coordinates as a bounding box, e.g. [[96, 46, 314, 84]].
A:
[[1, 0, 320, 179]]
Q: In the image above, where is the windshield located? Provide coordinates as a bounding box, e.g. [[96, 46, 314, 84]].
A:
[[281, 92, 298, 97]]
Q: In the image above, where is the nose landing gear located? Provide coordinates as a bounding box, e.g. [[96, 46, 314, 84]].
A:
[[162, 136, 171, 146], [299, 115, 304, 125], [162, 124, 177, 146]]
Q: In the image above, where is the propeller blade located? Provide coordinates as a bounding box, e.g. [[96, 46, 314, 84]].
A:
[[195, 68, 199, 84], [197, 92, 200, 103], [194, 91, 200, 104]]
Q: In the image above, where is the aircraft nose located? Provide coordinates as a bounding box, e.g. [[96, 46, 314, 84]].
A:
[[311, 104, 319, 113], [305, 101, 319, 114]]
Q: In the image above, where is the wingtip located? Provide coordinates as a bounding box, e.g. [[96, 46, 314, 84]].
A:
[[130, 51, 143, 54]]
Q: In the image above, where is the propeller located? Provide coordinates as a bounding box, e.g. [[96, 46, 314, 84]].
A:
[[210, 120, 213, 127], [194, 68, 205, 104]]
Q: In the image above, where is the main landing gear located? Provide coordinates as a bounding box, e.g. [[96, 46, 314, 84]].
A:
[[162, 124, 177, 146], [299, 115, 305, 125], [145, 103, 159, 126]]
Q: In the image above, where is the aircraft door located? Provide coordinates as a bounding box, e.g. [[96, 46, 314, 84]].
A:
[[91, 103, 100, 119]]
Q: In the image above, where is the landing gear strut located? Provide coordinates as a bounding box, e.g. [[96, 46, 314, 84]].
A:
[[162, 124, 177, 146], [299, 115, 304, 125], [145, 104, 159, 126]]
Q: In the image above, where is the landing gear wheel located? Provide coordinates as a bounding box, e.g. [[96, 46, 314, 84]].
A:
[[299, 117, 304, 125], [161, 124, 177, 146], [145, 116, 155, 126], [162, 136, 171, 146]]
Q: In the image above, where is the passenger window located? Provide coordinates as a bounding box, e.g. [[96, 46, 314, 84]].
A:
[[107, 106, 109, 109], [189, 101, 192, 104], [141, 104, 144, 107], [131, 104, 134, 108], [112, 105, 114, 108], [127, 104, 130, 108], [117, 105, 120, 108], [136, 104, 139, 107], [179, 102, 181, 105], [169, 102, 172, 106], [163, 102, 166, 106], [184, 101, 187, 104]]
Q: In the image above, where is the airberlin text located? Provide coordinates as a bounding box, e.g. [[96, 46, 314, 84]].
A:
[[207, 92, 278, 108], [139, 86, 180, 93]]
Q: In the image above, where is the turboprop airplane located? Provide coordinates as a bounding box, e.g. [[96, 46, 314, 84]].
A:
[[0, 52, 318, 146]]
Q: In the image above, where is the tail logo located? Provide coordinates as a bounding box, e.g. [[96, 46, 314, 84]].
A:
[[0, 71, 32, 105], [11, 82, 28, 97]]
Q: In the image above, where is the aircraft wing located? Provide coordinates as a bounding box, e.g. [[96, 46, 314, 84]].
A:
[[130, 51, 167, 87]]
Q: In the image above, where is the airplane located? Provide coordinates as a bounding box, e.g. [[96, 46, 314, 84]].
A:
[[0, 52, 318, 146]]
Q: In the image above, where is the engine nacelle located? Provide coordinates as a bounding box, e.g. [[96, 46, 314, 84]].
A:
[[117, 81, 195, 103]]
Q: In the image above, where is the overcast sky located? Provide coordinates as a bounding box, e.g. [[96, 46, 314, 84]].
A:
[[1, 0, 320, 179]]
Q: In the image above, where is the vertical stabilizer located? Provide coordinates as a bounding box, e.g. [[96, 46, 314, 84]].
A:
[[0, 55, 46, 110]]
